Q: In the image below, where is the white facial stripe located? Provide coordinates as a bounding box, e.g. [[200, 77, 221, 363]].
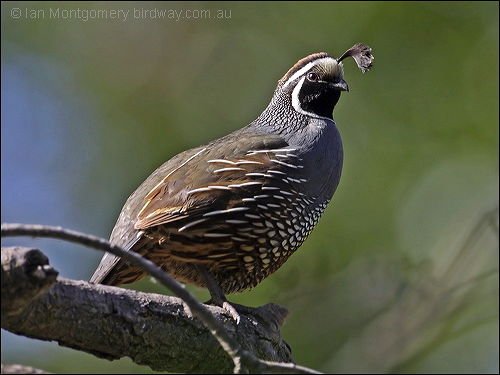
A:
[[291, 77, 305, 114], [291, 76, 332, 121], [282, 57, 336, 88]]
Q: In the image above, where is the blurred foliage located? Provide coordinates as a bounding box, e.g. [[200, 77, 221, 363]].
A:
[[1, 1, 498, 373]]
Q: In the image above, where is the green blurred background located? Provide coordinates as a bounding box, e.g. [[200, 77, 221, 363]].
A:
[[1, 1, 498, 373]]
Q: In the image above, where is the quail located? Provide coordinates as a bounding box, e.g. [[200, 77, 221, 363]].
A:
[[90, 44, 374, 315]]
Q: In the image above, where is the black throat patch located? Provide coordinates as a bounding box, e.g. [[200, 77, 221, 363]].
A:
[[298, 80, 340, 119]]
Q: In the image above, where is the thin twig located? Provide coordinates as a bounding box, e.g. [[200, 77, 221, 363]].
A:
[[1, 223, 321, 374], [257, 360, 323, 374], [442, 207, 499, 282]]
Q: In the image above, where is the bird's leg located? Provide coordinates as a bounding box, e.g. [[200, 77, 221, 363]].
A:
[[195, 265, 241, 323], [195, 266, 289, 329]]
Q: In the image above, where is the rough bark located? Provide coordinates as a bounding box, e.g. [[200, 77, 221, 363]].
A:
[[1, 247, 292, 373]]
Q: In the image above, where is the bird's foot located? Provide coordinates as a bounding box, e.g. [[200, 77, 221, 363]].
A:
[[205, 298, 242, 324], [205, 299, 288, 329], [222, 301, 241, 324]]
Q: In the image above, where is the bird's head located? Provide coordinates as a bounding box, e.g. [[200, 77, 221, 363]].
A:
[[276, 43, 374, 120]]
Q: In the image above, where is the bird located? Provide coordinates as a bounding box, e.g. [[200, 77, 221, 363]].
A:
[[90, 44, 374, 316]]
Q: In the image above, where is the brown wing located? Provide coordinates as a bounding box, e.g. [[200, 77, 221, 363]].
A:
[[134, 133, 293, 230], [90, 132, 303, 285]]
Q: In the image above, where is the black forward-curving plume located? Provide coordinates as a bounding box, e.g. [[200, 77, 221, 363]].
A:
[[338, 43, 374, 73]]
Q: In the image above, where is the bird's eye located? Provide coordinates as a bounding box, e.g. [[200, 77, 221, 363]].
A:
[[306, 72, 319, 82]]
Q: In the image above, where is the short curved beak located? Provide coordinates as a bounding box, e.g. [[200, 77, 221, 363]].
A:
[[331, 79, 349, 92]]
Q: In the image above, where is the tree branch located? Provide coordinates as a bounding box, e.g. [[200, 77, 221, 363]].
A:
[[1, 247, 58, 320], [1, 247, 291, 373], [1, 224, 322, 374]]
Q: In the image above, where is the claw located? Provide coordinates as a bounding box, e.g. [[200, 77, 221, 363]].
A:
[[222, 301, 241, 324]]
